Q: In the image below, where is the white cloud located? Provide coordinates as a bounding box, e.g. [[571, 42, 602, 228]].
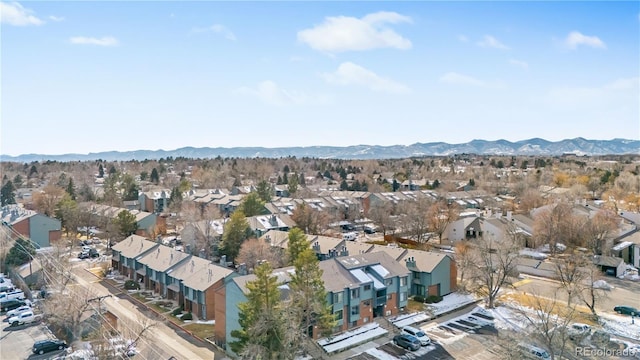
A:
[[509, 59, 529, 70], [439, 72, 485, 86], [564, 31, 606, 49], [476, 35, 509, 49], [322, 62, 410, 93], [192, 24, 236, 41], [48, 15, 64, 22], [234, 81, 327, 106], [297, 11, 412, 53], [69, 36, 119, 47], [458, 34, 469, 43], [1, 1, 44, 26]]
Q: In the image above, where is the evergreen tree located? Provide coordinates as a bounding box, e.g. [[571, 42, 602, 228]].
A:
[[276, 175, 283, 185], [238, 193, 265, 217], [287, 228, 308, 265], [392, 179, 400, 192], [55, 194, 79, 236], [114, 210, 138, 238], [169, 186, 183, 207], [298, 173, 306, 186], [139, 171, 148, 181], [282, 172, 288, 185], [256, 180, 272, 203], [1, 180, 16, 206], [289, 248, 337, 338], [230, 262, 292, 359], [150, 168, 160, 184], [5, 237, 36, 267], [66, 178, 76, 200], [340, 180, 349, 191], [109, 165, 117, 175], [12, 174, 23, 189], [220, 211, 252, 262], [287, 173, 298, 196], [98, 164, 104, 178], [28, 165, 38, 178]]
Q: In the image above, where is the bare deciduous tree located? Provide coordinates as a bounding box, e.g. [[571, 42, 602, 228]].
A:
[[470, 233, 520, 308], [427, 200, 459, 244], [237, 238, 286, 271], [512, 292, 576, 360]]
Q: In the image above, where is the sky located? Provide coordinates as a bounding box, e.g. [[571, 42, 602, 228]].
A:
[[1, 1, 639, 156]]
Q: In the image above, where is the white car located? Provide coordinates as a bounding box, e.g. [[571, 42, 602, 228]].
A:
[[8, 310, 40, 327], [5, 305, 32, 318], [567, 323, 591, 340], [401, 326, 431, 346]]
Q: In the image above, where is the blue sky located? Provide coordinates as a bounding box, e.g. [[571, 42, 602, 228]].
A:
[[2, 1, 639, 156]]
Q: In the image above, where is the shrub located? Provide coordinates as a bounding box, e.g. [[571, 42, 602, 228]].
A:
[[124, 280, 140, 290], [182, 312, 193, 320], [413, 295, 425, 303], [425, 295, 443, 304], [172, 307, 183, 316]]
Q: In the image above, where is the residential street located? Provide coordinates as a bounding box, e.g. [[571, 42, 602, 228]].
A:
[[72, 264, 222, 360]]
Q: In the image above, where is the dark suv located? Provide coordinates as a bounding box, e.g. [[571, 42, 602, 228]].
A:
[[393, 333, 421, 351], [614, 306, 638, 316], [1, 299, 26, 312], [33, 339, 68, 355]]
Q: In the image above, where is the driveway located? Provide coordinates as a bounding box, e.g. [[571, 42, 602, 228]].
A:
[[1, 313, 56, 360]]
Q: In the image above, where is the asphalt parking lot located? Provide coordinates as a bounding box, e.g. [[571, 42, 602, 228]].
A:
[[1, 312, 62, 360]]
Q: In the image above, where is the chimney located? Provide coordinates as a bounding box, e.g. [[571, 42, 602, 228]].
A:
[[313, 241, 320, 252], [220, 255, 227, 266], [269, 215, 278, 226], [506, 211, 512, 221], [340, 246, 349, 257], [238, 263, 248, 276], [265, 235, 271, 244]]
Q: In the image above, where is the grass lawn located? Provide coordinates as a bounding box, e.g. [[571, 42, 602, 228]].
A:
[[183, 323, 215, 340], [131, 293, 147, 303], [407, 299, 425, 312], [501, 292, 598, 326], [148, 302, 171, 314]]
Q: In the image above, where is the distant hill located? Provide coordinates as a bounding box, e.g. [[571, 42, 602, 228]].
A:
[[2, 138, 639, 162]]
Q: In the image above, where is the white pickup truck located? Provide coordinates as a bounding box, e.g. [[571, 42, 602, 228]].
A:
[[0, 289, 25, 302], [8, 310, 41, 327]]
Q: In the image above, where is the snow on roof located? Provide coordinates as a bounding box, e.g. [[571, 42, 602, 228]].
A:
[[612, 241, 633, 251]]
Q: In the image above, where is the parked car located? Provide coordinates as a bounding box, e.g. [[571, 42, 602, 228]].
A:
[[614, 306, 638, 316], [82, 245, 92, 253], [8, 310, 40, 327], [89, 248, 100, 258], [0, 289, 25, 302], [1, 299, 27, 312], [518, 343, 551, 359], [33, 339, 68, 355], [567, 323, 591, 340], [78, 251, 90, 259], [5, 304, 32, 319], [401, 326, 431, 346], [393, 334, 421, 351], [592, 280, 613, 290]]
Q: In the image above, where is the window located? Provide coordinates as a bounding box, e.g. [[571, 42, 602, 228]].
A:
[[363, 317, 369, 323], [400, 292, 407, 301], [335, 310, 343, 321], [385, 278, 392, 286], [363, 300, 370, 306], [364, 284, 371, 291], [387, 294, 393, 300], [400, 276, 408, 286], [333, 292, 343, 304], [351, 321, 358, 327], [350, 305, 359, 316], [351, 288, 359, 299]]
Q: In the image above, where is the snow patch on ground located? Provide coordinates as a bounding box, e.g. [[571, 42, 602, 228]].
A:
[[390, 312, 429, 328], [488, 305, 529, 331], [364, 348, 399, 360], [318, 323, 388, 354], [599, 313, 640, 341], [196, 320, 215, 324], [428, 292, 476, 316]]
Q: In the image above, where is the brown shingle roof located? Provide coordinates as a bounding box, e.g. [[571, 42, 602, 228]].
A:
[[137, 245, 190, 272], [182, 262, 234, 291]]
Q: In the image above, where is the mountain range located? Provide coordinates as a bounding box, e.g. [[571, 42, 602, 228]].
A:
[[2, 138, 639, 162]]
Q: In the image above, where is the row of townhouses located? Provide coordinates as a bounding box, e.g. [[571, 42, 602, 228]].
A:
[[110, 231, 455, 357]]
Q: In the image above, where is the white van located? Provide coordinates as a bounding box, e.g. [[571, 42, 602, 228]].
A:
[[342, 232, 358, 241], [0, 289, 25, 302], [401, 326, 431, 346]]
